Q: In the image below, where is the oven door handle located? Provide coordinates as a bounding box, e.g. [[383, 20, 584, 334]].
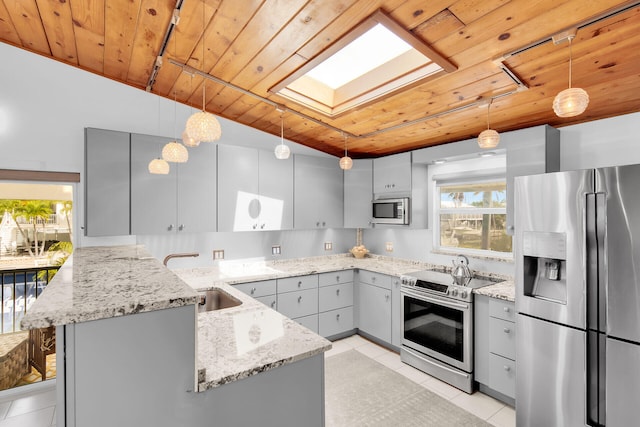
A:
[[401, 288, 469, 310]]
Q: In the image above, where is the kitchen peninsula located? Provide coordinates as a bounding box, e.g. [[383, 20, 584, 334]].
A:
[[21, 245, 331, 427]]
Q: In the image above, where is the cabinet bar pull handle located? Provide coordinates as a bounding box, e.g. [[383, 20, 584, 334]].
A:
[[250, 288, 256, 295], [168, 224, 174, 231], [503, 328, 511, 334], [298, 296, 302, 303], [503, 307, 510, 313], [336, 289, 340, 296], [271, 301, 276, 308], [336, 313, 340, 320], [503, 365, 511, 372], [298, 281, 302, 287]]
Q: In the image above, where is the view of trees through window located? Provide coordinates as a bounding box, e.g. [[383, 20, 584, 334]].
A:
[[437, 181, 512, 254], [0, 183, 73, 390]]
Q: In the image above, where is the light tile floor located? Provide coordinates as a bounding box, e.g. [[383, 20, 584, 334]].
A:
[[325, 335, 516, 427], [0, 335, 516, 427]]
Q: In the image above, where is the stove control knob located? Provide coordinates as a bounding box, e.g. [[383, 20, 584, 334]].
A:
[[460, 290, 468, 299], [450, 288, 458, 297]]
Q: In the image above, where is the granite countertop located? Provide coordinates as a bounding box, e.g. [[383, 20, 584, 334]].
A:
[[20, 245, 199, 329], [193, 283, 331, 392], [474, 280, 516, 302]]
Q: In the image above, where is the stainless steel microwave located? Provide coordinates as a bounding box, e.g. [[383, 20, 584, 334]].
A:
[[372, 198, 410, 225]]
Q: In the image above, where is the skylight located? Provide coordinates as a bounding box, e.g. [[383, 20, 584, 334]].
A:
[[305, 24, 413, 90], [271, 10, 456, 118]]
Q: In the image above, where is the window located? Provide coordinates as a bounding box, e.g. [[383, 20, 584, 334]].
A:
[[434, 170, 511, 257]]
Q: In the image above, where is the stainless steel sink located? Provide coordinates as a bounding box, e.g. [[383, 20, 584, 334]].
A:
[[198, 288, 242, 312]]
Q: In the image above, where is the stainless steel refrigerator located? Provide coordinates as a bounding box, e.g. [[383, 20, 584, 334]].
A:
[[514, 165, 640, 427]]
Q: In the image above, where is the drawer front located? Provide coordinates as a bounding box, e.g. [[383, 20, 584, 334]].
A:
[[319, 307, 354, 338], [255, 295, 277, 310], [277, 289, 318, 319], [489, 317, 516, 360], [294, 314, 318, 334], [233, 280, 276, 298], [489, 299, 515, 322], [358, 270, 392, 290], [489, 353, 516, 398], [277, 275, 318, 293], [319, 283, 353, 312], [319, 270, 354, 287]]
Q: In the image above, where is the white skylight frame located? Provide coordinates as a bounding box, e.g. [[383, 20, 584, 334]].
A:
[[270, 10, 457, 118]]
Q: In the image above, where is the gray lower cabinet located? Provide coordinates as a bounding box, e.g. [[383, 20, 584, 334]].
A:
[[84, 128, 130, 237], [277, 274, 319, 333], [233, 280, 277, 310], [318, 270, 354, 338], [390, 276, 402, 347], [357, 271, 392, 344], [474, 294, 516, 403], [232, 272, 356, 338]]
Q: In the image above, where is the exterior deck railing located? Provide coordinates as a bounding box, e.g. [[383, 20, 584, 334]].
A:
[[1, 266, 60, 333]]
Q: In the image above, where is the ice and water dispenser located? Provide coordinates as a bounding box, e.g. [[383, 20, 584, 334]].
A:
[[522, 231, 567, 304]]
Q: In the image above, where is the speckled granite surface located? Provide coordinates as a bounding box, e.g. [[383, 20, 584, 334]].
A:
[[194, 283, 331, 392], [20, 245, 199, 329], [474, 280, 515, 301]]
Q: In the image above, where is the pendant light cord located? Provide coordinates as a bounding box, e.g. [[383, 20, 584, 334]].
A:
[[486, 98, 493, 130], [568, 36, 573, 89], [280, 113, 284, 146]]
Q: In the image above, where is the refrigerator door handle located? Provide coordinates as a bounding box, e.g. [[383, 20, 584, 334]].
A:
[[585, 192, 607, 427]]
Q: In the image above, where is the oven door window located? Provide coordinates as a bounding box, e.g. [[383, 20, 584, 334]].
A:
[[403, 294, 464, 362]]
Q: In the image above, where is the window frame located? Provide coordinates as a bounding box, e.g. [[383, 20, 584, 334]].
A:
[[432, 168, 512, 259]]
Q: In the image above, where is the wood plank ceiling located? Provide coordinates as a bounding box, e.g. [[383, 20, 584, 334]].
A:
[[1, 0, 638, 158]]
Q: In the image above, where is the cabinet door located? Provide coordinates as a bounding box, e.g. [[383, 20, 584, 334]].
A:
[[84, 128, 130, 236], [373, 152, 411, 194], [130, 133, 177, 235], [319, 307, 353, 337], [357, 282, 391, 343], [391, 277, 402, 347], [217, 145, 259, 232], [176, 142, 216, 233], [344, 159, 373, 228], [258, 150, 293, 230], [277, 288, 318, 319], [474, 295, 490, 384], [294, 155, 344, 229]]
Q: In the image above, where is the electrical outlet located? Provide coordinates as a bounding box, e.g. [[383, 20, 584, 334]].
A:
[[271, 245, 281, 255], [385, 242, 394, 252], [213, 250, 224, 260], [324, 242, 333, 251]]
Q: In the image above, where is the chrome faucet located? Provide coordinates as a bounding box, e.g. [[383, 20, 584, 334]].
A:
[[163, 252, 199, 266]]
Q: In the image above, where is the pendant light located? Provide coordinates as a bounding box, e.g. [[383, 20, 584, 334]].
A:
[[163, 90, 189, 163], [148, 157, 170, 174], [477, 98, 500, 149], [185, 1, 221, 142], [274, 110, 291, 159], [553, 33, 589, 117], [339, 133, 353, 170]]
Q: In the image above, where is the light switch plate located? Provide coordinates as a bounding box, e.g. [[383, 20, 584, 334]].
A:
[[213, 250, 224, 260], [324, 242, 333, 251], [272, 245, 281, 255], [385, 242, 393, 252]]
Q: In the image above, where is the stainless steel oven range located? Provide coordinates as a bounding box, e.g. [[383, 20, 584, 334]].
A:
[[399, 270, 493, 393]]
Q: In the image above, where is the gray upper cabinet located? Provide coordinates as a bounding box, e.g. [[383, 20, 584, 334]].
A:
[[218, 145, 292, 231], [344, 159, 373, 228], [130, 133, 216, 235], [504, 125, 560, 235], [84, 128, 131, 237], [373, 152, 411, 195], [294, 155, 343, 229]]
